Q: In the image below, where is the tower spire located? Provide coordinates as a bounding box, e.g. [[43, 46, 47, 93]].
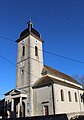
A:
[[27, 20, 33, 32]]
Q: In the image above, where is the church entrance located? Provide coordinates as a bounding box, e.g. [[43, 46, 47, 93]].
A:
[[44, 106, 49, 115], [12, 98, 26, 118], [5, 89, 27, 118]]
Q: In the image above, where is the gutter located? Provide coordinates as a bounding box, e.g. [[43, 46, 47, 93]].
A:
[[51, 82, 55, 115]]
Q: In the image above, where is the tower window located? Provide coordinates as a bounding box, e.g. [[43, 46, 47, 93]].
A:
[[35, 46, 38, 56], [21, 69, 24, 75], [80, 94, 83, 102], [22, 46, 25, 56], [68, 91, 71, 102], [60, 89, 64, 101], [75, 92, 78, 102]]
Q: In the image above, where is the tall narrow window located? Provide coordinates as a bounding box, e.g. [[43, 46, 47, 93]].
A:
[[35, 46, 38, 56], [22, 46, 25, 56], [68, 91, 71, 102], [80, 94, 83, 102], [75, 92, 78, 102], [60, 89, 64, 101]]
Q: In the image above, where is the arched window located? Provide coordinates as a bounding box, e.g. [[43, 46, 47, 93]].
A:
[[22, 46, 25, 56], [60, 89, 64, 101], [80, 94, 83, 102], [68, 91, 71, 102], [35, 46, 38, 56], [75, 92, 78, 102]]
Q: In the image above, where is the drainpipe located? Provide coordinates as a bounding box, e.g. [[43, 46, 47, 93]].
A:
[[78, 90, 81, 113], [51, 82, 55, 115]]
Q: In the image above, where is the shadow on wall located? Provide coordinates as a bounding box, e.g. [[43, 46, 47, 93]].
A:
[[70, 115, 84, 120], [0, 114, 68, 120]]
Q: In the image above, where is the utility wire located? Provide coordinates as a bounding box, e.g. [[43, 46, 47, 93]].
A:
[[0, 54, 16, 66], [0, 36, 15, 43], [44, 50, 84, 65], [27, 45, 84, 65], [17, 56, 43, 64], [0, 53, 39, 79], [0, 35, 84, 65]]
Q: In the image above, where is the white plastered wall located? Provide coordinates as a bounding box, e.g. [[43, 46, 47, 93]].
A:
[[54, 83, 84, 114], [33, 86, 53, 116]]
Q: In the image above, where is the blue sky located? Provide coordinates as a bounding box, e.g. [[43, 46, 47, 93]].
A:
[[0, 0, 84, 99]]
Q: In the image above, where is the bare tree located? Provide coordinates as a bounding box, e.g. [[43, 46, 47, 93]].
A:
[[72, 74, 84, 88]]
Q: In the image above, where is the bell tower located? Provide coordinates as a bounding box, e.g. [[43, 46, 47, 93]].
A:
[[16, 21, 44, 115]]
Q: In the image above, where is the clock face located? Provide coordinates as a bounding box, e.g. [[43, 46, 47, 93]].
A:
[[35, 40, 38, 44], [20, 61, 25, 67], [21, 39, 25, 44]]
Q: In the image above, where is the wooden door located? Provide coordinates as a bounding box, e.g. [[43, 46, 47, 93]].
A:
[[44, 106, 49, 115]]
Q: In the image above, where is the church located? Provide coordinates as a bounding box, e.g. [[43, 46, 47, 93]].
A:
[[3, 21, 84, 119]]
